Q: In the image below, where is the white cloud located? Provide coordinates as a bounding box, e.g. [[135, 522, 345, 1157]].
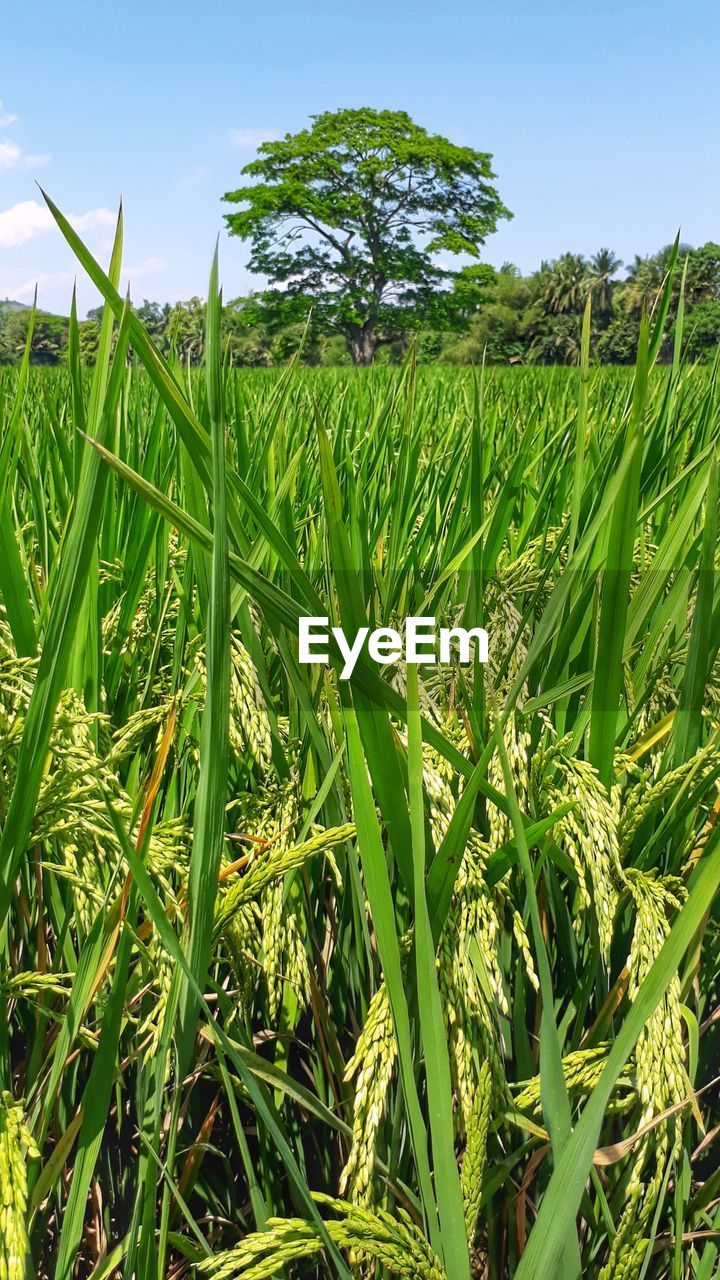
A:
[[0, 101, 18, 128], [177, 164, 209, 189], [13, 257, 168, 304], [23, 152, 52, 169], [71, 207, 117, 233], [0, 200, 54, 245], [0, 103, 49, 170], [125, 256, 168, 280], [0, 138, 51, 171], [0, 139, 21, 170], [0, 200, 116, 248], [14, 270, 74, 298], [229, 127, 278, 149]]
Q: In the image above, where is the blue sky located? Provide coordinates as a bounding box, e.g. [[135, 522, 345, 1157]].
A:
[[1, 0, 718, 315]]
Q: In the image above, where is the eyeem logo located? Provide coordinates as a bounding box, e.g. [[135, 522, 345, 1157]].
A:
[[298, 616, 489, 680]]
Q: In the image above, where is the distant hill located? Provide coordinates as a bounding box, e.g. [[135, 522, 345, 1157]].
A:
[[1, 299, 69, 321], [0, 299, 32, 314]]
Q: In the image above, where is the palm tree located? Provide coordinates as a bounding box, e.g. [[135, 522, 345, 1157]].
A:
[[621, 245, 693, 315], [166, 297, 206, 362], [621, 255, 664, 315], [542, 253, 588, 314], [588, 248, 622, 314]]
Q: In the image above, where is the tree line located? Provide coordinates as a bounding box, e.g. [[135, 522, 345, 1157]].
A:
[[2, 107, 719, 367], [2, 241, 719, 369]]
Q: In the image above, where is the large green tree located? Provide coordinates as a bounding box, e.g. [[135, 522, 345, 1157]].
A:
[[223, 107, 511, 364]]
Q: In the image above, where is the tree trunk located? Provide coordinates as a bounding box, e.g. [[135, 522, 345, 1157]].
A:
[[346, 324, 377, 365]]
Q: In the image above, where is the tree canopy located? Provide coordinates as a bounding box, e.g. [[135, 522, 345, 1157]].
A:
[[223, 107, 511, 363]]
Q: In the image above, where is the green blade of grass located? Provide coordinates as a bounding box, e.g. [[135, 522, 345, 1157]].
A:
[[54, 892, 136, 1279], [490, 687, 581, 1278], [0, 490, 37, 658], [175, 247, 231, 1075], [101, 798, 351, 1280], [669, 450, 718, 768], [515, 821, 720, 1280], [589, 316, 648, 785], [407, 665, 470, 1280], [0, 296, 38, 658], [342, 695, 441, 1253], [568, 294, 592, 557], [0, 233, 128, 927]]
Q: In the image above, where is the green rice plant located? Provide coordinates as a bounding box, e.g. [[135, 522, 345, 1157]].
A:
[[0, 200, 718, 1279]]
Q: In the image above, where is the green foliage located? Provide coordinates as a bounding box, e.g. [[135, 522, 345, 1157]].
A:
[[596, 310, 641, 364], [0, 200, 719, 1280], [0, 306, 67, 365], [3, 236, 720, 370], [682, 298, 720, 360]]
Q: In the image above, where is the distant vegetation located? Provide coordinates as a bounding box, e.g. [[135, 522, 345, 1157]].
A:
[[3, 240, 720, 368], [4, 108, 720, 369]]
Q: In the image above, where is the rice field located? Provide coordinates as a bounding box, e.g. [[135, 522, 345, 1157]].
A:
[[1, 209, 720, 1280]]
